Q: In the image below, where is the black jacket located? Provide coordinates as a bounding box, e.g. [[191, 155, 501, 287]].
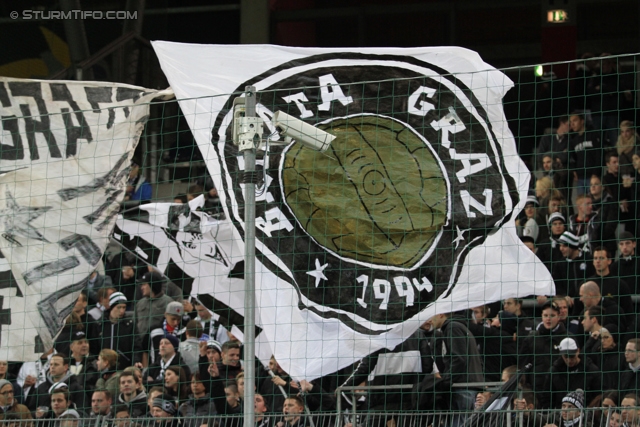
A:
[[465, 321, 517, 381], [541, 355, 601, 409], [620, 364, 640, 395], [590, 192, 619, 255], [92, 314, 143, 368], [178, 393, 218, 427], [67, 355, 99, 397], [590, 346, 626, 391], [536, 133, 570, 170], [146, 354, 188, 386], [569, 129, 602, 179], [518, 322, 568, 393], [435, 319, 484, 386], [611, 254, 640, 295], [552, 252, 594, 299], [588, 274, 634, 325]]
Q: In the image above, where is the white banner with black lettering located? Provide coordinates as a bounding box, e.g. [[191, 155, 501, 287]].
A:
[[152, 42, 554, 380], [0, 77, 168, 361]]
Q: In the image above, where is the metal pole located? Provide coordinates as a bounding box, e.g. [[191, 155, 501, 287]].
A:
[[518, 390, 524, 427], [243, 85, 257, 427], [59, 0, 93, 80]]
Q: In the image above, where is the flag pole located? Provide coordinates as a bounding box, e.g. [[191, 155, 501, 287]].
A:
[[241, 86, 258, 427]]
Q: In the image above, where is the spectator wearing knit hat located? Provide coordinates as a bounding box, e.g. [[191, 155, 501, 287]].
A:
[[537, 212, 567, 270], [552, 231, 595, 299], [150, 394, 178, 427], [92, 292, 142, 368], [518, 195, 540, 242], [195, 339, 222, 395], [146, 336, 187, 386], [545, 389, 588, 427]]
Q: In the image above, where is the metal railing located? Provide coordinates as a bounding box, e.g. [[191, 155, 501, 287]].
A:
[[10, 408, 623, 427]]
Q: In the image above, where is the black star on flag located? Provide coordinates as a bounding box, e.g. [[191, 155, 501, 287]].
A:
[[0, 191, 51, 243]]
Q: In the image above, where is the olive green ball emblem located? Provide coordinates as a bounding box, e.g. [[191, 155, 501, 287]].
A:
[[282, 115, 447, 268]]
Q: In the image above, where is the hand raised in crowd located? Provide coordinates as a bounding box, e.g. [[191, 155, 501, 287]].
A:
[[491, 316, 500, 328], [208, 362, 219, 378], [513, 398, 527, 411], [271, 375, 287, 387], [474, 392, 489, 410], [36, 406, 48, 419], [298, 380, 314, 393]]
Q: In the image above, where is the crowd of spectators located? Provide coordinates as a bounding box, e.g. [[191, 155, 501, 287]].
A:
[[2, 57, 640, 427]]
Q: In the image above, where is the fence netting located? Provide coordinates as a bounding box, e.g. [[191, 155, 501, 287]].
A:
[[0, 52, 639, 426]]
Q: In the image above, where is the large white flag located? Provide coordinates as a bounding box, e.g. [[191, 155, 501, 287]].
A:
[[0, 77, 168, 361], [152, 43, 554, 380]]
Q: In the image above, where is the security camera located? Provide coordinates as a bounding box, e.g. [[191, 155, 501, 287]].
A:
[[272, 111, 336, 152]]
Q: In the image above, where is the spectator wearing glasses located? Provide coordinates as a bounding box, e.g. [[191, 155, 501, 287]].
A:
[[0, 379, 31, 422], [594, 327, 624, 392], [621, 339, 640, 395]]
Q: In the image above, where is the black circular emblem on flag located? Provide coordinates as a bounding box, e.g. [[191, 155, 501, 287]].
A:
[[211, 53, 518, 335]]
